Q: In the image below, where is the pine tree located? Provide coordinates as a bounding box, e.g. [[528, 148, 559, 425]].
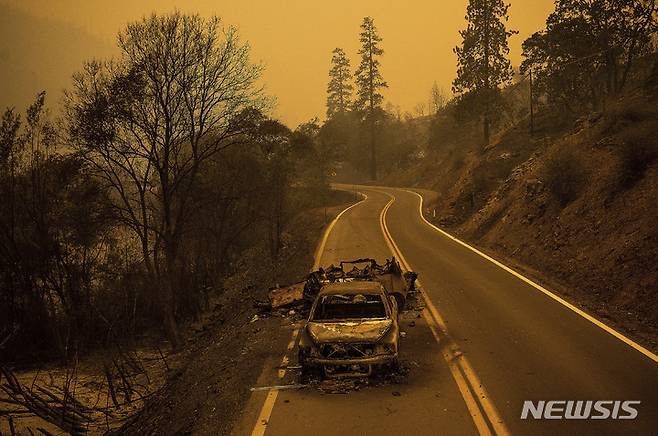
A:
[[354, 16, 387, 180], [326, 48, 353, 119], [453, 0, 517, 146], [430, 81, 448, 114]]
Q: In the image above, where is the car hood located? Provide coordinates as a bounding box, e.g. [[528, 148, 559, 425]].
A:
[[307, 319, 392, 343]]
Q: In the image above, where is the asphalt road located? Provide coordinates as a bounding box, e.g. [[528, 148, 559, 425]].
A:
[[235, 185, 658, 436]]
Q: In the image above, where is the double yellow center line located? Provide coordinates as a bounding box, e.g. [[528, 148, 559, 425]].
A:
[[378, 191, 510, 436], [251, 193, 368, 436]]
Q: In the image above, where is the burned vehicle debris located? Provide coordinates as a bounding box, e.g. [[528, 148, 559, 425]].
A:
[[298, 281, 400, 377], [268, 258, 417, 310], [269, 258, 417, 378]]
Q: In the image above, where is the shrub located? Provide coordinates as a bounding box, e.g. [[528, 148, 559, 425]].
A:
[[616, 125, 658, 188], [451, 153, 465, 171], [543, 148, 588, 206], [603, 101, 657, 134]]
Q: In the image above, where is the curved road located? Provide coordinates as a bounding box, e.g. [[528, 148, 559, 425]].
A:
[[235, 186, 658, 436]]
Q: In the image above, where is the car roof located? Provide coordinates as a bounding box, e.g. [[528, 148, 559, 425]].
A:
[[318, 280, 384, 296]]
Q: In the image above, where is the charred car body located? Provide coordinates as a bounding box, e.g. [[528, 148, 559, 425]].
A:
[[285, 258, 417, 377], [299, 281, 399, 377]]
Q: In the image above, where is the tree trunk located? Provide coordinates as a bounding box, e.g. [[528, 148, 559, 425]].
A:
[[368, 31, 377, 181], [370, 115, 377, 180], [161, 227, 182, 351], [162, 257, 182, 351]]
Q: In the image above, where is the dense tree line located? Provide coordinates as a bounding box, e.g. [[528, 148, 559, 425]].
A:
[[0, 13, 335, 361], [521, 0, 657, 113], [430, 0, 657, 157], [0, 93, 114, 359], [318, 3, 656, 182], [2, 3, 656, 362]]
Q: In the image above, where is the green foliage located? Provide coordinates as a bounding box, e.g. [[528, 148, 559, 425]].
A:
[[453, 0, 517, 145], [543, 148, 588, 206], [454, 86, 509, 126], [2, 91, 339, 362], [378, 112, 422, 171], [354, 16, 388, 179], [354, 17, 388, 116], [326, 48, 353, 118], [3, 12, 343, 361], [521, 0, 658, 112], [453, 0, 516, 95]]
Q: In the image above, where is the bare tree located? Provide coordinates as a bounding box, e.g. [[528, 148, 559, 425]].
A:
[[413, 102, 427, 118], [429, 81, 448, 114], [66, 13, 265, 349]]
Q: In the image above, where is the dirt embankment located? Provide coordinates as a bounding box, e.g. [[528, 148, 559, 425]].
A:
[[412, 94, 658, 352], [117, 191, 357, 436]]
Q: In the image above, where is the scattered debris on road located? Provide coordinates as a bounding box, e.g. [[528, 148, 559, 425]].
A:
[[302, 359, 413, 394], [294, 259, 418, 379], [266, 258, 417, 312], [255, 259, 421, 388]]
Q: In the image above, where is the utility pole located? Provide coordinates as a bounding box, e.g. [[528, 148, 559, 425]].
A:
[[529, 68, 535, 135]]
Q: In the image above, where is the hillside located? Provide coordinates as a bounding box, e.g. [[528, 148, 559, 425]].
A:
[[389, 59, 658, 350]]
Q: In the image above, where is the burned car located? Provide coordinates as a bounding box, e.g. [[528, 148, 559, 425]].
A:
[[266, 258, 416, 377], [298, 281, 400, 377]]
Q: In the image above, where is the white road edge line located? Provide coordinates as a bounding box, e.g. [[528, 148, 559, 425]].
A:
[[378, 193, 508, 436], [250, 191, 368, 436], [404, 188, 658, 365]]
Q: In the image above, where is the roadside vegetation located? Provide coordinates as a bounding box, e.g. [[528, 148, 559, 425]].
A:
[[2, 0, 657, 433], [0, 12, 354, 434], [380, 1, 658, 350]]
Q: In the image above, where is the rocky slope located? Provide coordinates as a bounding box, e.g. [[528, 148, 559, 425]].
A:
[[404, 90, 658, 351]]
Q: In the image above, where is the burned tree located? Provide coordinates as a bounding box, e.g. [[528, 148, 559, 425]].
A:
[[66, 13, 265, 350], [0, 93, 113, 359]]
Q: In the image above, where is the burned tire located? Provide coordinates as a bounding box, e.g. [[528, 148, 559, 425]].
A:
[[373, 360, 401, 376]]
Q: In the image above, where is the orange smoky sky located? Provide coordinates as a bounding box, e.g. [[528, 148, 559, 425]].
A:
[[1, 0, 555, 128]]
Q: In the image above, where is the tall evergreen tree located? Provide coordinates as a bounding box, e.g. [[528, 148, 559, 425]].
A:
[[453, 0, 517, 146], [354, 16, 387, 180], [326, 48, 353, 119]]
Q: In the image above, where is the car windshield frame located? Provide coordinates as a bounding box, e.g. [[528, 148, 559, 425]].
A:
[[310, 291, 391, 322]]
